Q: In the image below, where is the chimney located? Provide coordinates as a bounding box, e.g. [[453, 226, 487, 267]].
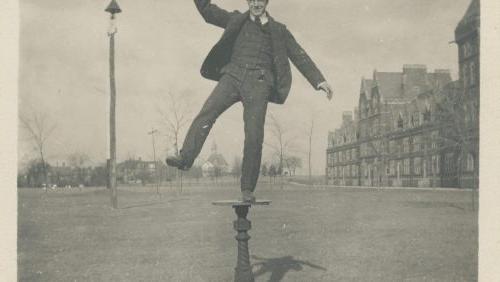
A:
[[403, 64, 427, 71], [402, 64, 428, 96], [342, 111, 353, 124]]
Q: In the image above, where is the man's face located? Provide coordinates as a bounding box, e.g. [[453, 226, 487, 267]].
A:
[[247, 0, 268, 17]]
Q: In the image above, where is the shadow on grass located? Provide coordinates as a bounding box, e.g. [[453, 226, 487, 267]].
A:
[[404, 201, 467, 211], [120, 197, 191, 209], [251, 255, 326, 282]]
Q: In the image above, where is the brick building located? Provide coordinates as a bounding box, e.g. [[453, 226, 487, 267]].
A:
[[326, 0, 479, 188]]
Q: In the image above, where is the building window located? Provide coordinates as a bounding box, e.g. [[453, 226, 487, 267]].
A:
[[414, 157, 422, 175], [389, 140, 395, 154], [403, 159, 411, 175], [472, 101, 478, 121], [431, 155, 440, 174], [411, 112, 420, 127], [463, 41, 471, 58], [412, 137, 417, 152], [462, 64, 469, 88], [444, 153, 454, 174], [466, 153, 475, 172], [431, 131, 439, 149], [470, 62, 476, 85], [403, 137, 410, 153], [423, 106, 431, 122], [389, 160, 396, 176], [397, 113, 404, 129]]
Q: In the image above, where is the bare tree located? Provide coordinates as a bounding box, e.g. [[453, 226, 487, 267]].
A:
[[433, 84, 479, 188], [433, 84, 479, 210], [157, 91, 191, 193], [307, 116, 314, 185], [265, 113, 295, 188], [284, 156, 302, 176], [67, 152, 90, 168], [157, 91, 191, 155], [67, 152, 91, 188], [19, 110, 57, 190]]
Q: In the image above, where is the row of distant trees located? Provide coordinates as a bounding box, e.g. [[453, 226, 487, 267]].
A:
[[18, 91, 314, 190], [17, 157, 207, 188]]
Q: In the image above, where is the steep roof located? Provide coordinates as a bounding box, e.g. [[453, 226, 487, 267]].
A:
[[207, 153, 228, 167], [375, 72, 403, 99], [373, 68, 452, 100], [455, 0, 480, 42]]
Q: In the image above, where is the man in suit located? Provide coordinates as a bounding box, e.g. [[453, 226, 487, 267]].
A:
[[167, 0, 333, 202]]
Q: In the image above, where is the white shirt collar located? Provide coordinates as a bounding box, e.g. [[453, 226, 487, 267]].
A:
[[249, 12, 269, 25]]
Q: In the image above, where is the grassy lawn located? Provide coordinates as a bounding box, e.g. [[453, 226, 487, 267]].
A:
[[18, 184, 478, 282]]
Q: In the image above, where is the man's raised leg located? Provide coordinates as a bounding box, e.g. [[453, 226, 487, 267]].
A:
[[167, 75, 240, 170]]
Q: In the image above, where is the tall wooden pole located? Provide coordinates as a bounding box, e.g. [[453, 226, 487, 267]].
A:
[[109, 14, 118, 209]]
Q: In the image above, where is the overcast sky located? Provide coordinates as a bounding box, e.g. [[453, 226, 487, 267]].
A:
[[18, 0, 471, 174]]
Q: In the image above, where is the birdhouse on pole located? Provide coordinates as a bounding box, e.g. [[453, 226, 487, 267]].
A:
[[105, 0, 122, 15]]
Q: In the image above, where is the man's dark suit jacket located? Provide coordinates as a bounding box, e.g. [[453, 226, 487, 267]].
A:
[[194, 0, 326, 104]]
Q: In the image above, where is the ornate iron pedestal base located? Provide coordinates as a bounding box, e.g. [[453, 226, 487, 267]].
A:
[[213, 200, 271, 282], [233, 205, 253, 282]]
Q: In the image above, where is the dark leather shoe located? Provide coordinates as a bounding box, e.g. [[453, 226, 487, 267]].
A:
[[166, 156, 190, 171]]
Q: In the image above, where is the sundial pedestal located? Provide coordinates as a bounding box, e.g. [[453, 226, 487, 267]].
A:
[[213, 200, 271, 282]]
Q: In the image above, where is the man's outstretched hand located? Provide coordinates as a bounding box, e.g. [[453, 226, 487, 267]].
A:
[[318, 81, 333, 100]]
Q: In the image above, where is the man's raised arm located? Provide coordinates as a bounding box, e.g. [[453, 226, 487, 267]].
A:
[[194, 0, 233, 28], [285, 28, 325, 90]]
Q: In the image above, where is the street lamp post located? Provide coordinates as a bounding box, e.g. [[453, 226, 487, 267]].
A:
[[105, 0, 121, 209]]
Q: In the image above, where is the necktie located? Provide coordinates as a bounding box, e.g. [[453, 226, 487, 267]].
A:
[[255, 16, 262, 26]]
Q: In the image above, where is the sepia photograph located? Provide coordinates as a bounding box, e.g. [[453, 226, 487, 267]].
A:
[[2, 0, 498, 281]]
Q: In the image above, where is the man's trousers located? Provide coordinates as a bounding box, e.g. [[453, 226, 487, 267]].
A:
[[180, 67, 272, 192]]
